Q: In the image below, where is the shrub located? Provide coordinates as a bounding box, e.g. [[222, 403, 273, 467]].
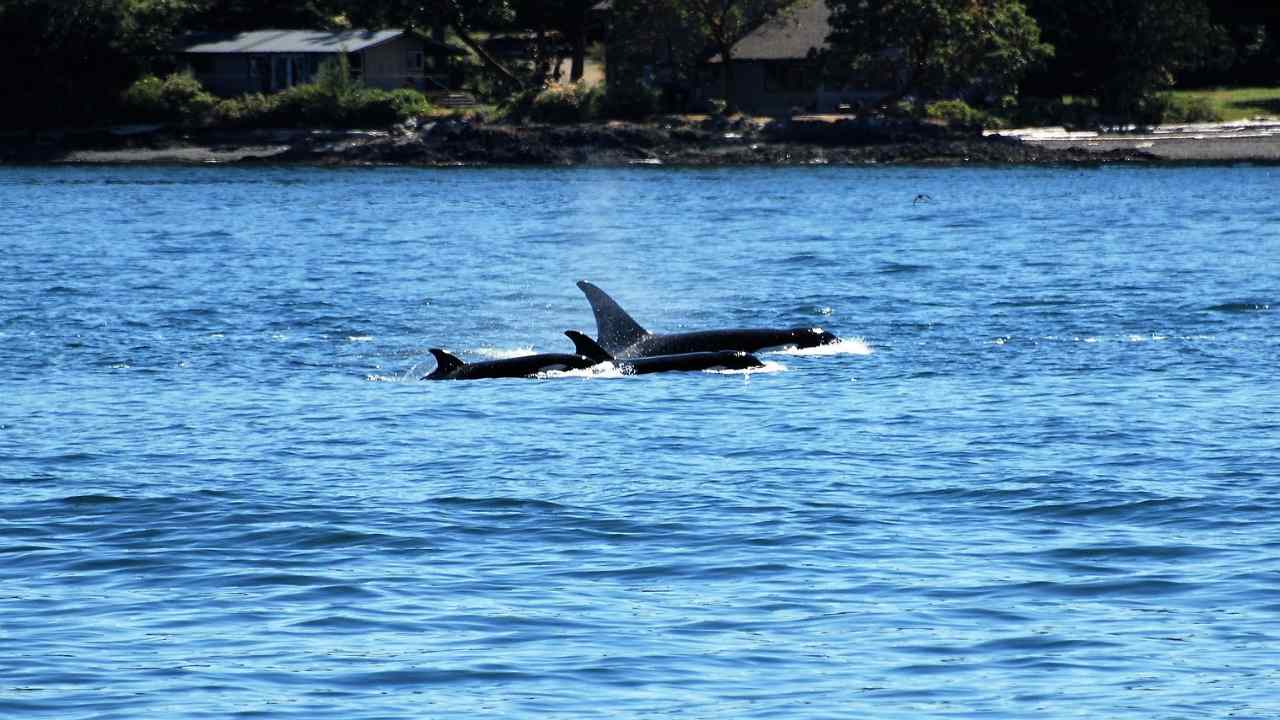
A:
[[924, 99, 999, 129], [1008, 96, 1098, 129], [121, 72, 217, 123], [528, 82, 602, 123], [207, 82, 430, 129], [1145, 93, 1221, 124], [346, 88, 432, 126], [209, 93, 278, 128]]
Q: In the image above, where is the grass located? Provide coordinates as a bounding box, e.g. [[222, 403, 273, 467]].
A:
[[1165, 87, 1280, 121]]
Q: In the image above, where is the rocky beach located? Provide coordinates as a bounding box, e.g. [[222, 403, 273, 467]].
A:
[[4, 116, 1279, 167]]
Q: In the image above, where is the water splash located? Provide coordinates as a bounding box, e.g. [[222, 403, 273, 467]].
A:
[[538, 363, 626, 380], [768, 338, 873, 356], [472, 345, 536, 360]]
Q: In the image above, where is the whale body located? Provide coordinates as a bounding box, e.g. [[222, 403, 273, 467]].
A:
[[576, 281, 839, 359], [565, 331, 765, 375], [422, 347, 597, 380]]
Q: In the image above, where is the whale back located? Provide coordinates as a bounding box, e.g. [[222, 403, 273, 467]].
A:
[[564, 330, 613, 363], [427, 348, 465, 379], [576, 281, 649, 353]]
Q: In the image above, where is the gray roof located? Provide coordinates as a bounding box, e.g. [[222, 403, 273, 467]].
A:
[[711, 0, 830, 63], [181, 29, 407, 54]]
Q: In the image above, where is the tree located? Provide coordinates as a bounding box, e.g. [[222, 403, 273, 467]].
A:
[[324, 0, 526, 89], [607, 0, 794, 112], [684, 0, 794, 112], [513, 0, 596, 83], [824, 0, 1051, 106], [1022, 0, 1219, 116], [0, 0, 199, 128]]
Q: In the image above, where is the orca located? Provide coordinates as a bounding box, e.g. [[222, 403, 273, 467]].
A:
[[422, 343, 598, 380], [565, 331, 765, 375], [576, 281, 840, 359]]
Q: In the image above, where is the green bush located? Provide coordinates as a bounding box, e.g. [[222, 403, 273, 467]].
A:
[[121, 72, 217, 123], [351, 88, 432, 126], [209, 93, 277, 127], [207, 84, 430, 129], [923, 99, 1000, 129], [1145, 93, 1222, 124], [528, 82, 602, 123]]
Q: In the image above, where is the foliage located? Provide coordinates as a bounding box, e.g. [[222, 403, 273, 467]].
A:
[[0, 0, 201, 128], [184, 0, 333, 32], [1021, 0, 1220, 118], [511, 0, 598, 82], [121, 72, 218, 122], [222, 86, 431, 128], [209, 93, 277, 127], [1006, 96, 1099, 128], [526, 82, 602, 123], [324, 0, 525, 87], [1165, 86, 1280, 122], [202, 58, 431, 128], [1141, 93, 1222, 124], [923, 99, 1002, 128], [825, 0, 1052, 103]]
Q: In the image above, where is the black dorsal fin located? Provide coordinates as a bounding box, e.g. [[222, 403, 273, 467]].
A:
[[428, 348, 464, 376], [564, 330, 613, 363], [576, 281, 649, 353]]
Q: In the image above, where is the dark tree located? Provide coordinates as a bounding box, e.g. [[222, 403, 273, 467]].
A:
[[324, 0, 525, 88], [0, 0, 196, 128], [825, 0, 1051, 105], [1022, 0, 1219, 115]]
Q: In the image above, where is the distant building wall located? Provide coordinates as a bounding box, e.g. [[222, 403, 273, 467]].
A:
[[183, 35, 439, 96], [699, 60, 823, 115]]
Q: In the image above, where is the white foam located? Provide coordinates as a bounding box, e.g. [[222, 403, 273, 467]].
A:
[[537, 363, 626, 380], [768, 337, 873, 356], [346, 335, 374, 343], [472, 345, 536, 360]]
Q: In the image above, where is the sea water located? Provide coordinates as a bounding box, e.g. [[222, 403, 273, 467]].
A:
[[1, 164, 1278, 719]]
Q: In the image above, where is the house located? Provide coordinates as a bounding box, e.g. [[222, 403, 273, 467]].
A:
[[701, 0, 893, 115], [179, 29, 464, 96]]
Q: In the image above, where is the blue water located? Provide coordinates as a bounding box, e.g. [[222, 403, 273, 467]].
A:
[[2, 164, 1279, 719]]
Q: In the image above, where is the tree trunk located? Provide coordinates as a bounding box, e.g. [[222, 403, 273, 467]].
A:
[[569, 3, 588, 82], [535, 23, 550, 86], [450, 22, 525, 90], [570, 27, 586, 82], [720, 43, 737, 113]]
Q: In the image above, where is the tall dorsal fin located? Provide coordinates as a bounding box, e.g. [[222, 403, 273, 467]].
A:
[[427, 348, 464, 377], [564, 330, 613, 363], [576, 281, 649, 353]]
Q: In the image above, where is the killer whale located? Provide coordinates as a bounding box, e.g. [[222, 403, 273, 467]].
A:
[[576, 281, 840, 359], [422, 343, 597, 380], [564, 331, 765, 374]]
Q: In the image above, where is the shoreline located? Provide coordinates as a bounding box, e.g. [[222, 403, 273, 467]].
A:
[[4, 118, 1279, 167]]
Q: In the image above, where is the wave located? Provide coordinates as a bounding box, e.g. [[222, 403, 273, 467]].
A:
[[472, 345, 536, 359], [768, 337, 872, 356]]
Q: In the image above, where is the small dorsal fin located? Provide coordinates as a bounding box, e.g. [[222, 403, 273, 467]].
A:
[[564, 330, 613, 363], [576, 281, 649, 353], [427, 348, 464, 377]]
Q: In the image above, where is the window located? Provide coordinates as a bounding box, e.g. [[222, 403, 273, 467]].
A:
[[348, 52, 364, 79], [407, 51, 424, 71]]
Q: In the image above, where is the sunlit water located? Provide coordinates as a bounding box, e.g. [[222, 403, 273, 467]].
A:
[[2, 165, 1278, 719]]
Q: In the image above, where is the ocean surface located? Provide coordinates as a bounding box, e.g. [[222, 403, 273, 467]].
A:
[[2, 164, 1278, 719]]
